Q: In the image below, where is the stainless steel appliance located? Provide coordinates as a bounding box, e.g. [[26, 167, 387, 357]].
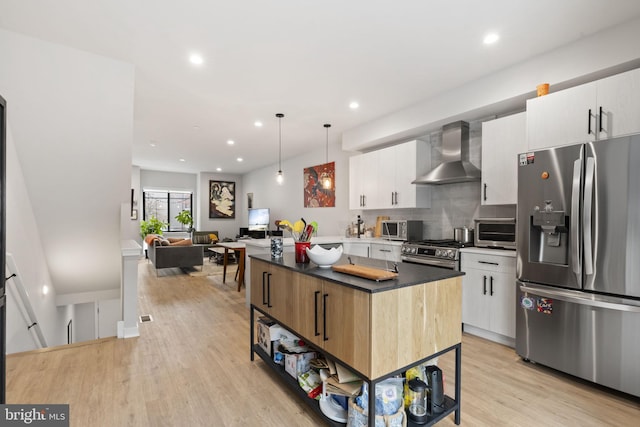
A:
[[401, 239, 470, 270], [516, 134, 640, 397], [381, 220, 422, 241], [474, 218, 516, 249]]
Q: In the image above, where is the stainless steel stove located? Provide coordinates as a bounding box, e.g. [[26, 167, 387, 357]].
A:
[[401, 239, 472, 270]]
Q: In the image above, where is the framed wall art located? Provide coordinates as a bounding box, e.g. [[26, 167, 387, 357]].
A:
[[303, 162, 335, 208], [209, 180, 236, 218]]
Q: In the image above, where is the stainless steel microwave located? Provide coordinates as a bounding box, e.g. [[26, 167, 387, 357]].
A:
[[381, 220, 423, 241], [474, 218, 516, 249]]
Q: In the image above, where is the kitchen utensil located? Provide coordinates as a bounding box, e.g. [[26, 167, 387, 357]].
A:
[[407, 378, 429, 424], [301, 224, 314, 242], [453, 227, 474, 244], [331, 264, 398, 281], [426, 365, 445, 414]]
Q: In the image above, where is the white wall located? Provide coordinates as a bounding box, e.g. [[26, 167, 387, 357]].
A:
[[243, 141, 352, 237], [0, 29, 135, 297], [5, 126, 68, 352], [197, 172, 244, 240]]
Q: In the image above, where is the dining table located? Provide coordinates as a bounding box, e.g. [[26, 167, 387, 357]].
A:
[[216, 241, 246, 292]]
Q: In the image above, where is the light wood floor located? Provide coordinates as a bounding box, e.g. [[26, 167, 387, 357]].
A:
[[6, 260, 640, 426]]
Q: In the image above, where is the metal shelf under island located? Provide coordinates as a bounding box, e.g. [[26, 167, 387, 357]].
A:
[[249, 253, 464, 427]]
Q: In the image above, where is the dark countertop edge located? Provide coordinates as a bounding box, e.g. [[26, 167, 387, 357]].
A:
[[250, 253, 464, 293]]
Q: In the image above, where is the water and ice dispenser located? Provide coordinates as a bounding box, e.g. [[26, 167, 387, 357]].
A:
[[529, 200, 569, 265]]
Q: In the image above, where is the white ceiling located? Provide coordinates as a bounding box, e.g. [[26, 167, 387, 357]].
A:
[[3, 0, 640, 175]]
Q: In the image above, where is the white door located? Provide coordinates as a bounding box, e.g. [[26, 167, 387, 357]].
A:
[[97, 298, 121, 338]]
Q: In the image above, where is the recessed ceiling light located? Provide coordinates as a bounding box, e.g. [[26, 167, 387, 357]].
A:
[[254, 121, 263, 127], [189, 53, 204, 65], [227, 139, 235, 145], [237, 157, 243, 162], [349, 101, 359, 110], [216, 167, 222, 172], [483, 33, 499, 45], [150, 142, 156, 147], [179, 158, 186, 162], [193, 125, 200, 130]]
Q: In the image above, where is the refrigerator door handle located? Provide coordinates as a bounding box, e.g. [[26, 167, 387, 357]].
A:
[[571, 158, 582, 278], [583, 157, 595, 276], [519, 284, 640, 312]]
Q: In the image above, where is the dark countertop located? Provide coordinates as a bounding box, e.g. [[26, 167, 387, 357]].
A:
[[250, 253, 464, 293]]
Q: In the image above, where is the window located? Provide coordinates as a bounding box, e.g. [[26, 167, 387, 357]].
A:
[[143, 190, 193, 232]]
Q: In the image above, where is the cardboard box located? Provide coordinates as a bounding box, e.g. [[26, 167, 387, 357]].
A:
[[285, 351, 316, 378], [256, 317, 299, 358]]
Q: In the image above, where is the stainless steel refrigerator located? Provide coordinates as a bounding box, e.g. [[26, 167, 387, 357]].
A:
[[516, 133, 640, 397]]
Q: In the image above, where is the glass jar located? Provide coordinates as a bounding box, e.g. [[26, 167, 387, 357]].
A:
[[407, 378, 429, 424]]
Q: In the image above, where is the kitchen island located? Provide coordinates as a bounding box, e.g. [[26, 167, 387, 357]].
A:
[[249, 253, 463, 426], [244, 237, 404, 306]]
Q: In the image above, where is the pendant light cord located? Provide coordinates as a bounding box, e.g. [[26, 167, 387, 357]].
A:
[[324, 123, 331, 164]]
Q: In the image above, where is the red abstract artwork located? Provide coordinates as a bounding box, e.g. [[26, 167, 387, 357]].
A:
[[303, 162, 335, 207]]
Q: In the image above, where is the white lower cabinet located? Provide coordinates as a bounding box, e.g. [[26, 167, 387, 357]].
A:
[[461, 250, 516, 346], [342, 241, 402, 262], [369, 243, 401, 262], [342, 241, 370, 258]]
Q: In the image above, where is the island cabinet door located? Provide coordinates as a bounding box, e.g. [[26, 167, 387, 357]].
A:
[[290, 272, 324, 347], [250, 259, 270, 312], [250, 259, 294, 326], [268, 266, 294, 327], [321, 281, 372, 377]]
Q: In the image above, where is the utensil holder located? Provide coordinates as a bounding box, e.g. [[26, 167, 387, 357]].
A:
[[295, 241, 311, 263]]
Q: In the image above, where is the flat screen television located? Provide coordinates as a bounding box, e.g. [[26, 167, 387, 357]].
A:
[[248, 208, 269, 231]]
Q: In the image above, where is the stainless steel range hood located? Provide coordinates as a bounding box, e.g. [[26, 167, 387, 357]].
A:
[[412, 121, 480, 184]]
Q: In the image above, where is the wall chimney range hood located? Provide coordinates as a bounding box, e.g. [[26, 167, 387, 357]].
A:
[[412, 121, 480, 185]]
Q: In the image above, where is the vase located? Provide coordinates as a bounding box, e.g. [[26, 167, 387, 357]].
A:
[[271, 237, 283, 259]]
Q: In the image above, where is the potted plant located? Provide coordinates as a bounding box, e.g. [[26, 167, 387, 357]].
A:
[[175, 210, 194, 232], [140, 215, 167, 239]]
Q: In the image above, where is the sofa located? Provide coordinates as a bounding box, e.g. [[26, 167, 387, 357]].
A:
[[145, 234, 205, 273]]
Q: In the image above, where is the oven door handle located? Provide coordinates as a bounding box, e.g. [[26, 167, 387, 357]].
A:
[[401, 256, 456, 269]]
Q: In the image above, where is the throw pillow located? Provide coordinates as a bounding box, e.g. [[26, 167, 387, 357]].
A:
[[209, 233, 218, 243], [159, 237, 170, 246], [193, 234, 208, 244], [167, 237, 184, 243], [144, 234, 158, 245], [170, 238, 193, 246]]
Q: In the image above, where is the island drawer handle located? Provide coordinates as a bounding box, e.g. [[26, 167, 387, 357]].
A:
[[314, 291, 320, 337], [323, 293, 329, 341]]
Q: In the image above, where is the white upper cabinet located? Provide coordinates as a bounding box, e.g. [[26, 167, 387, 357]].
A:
[[481, 112, 527, 205], [527, 68, 640, 151], [349, 140, 431, 210]]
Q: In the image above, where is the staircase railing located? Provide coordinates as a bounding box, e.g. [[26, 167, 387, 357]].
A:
[[6, 253, 47, 349]]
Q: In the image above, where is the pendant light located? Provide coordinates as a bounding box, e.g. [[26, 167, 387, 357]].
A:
[[321, 123, 332, 189], [276, 113, 284, 184]]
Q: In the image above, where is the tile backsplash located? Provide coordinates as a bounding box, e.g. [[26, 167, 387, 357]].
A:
[[355, 120, 515, 240]]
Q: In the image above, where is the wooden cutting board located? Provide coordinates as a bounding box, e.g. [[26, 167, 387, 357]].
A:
[[331, 264, 398, 281]]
